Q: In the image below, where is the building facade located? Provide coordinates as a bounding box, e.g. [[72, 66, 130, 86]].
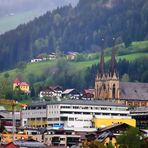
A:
[[95, 47, 120, 100], [94, 46, 148, 106], [22, 102, 47, 128], [22, 100, 134, 131], [13, 78, 30, 93]]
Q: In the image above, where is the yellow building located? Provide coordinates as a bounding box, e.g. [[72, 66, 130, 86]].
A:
[[93, 118, 136, 128], [27, 118, 47, 128], [103, 136, 117, 148], [1, 133, 32, 144], [13, 78, 30, 93]]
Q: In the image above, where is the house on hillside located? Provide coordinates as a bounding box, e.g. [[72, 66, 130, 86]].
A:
[[83, 89, 95, 99], [39, 86, 63, 98], [48, 52, 57, 60], [62, 89, 81, 99], [31, 54, 47, 63], [66, 52, 78, 60], [13, 78, 30, 94], [31, 57, 43, 63]]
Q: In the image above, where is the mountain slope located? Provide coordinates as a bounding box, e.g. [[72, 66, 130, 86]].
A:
[[0, 0, 79, 34], [0, 0, 148, 71]]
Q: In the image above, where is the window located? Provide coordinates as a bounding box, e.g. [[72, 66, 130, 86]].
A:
[[102, 113, 110, 115], [112, 84, 116, 98], [61, 106, 70, 109], [111, 113, 118, 116], [60, 111, 72, 114], [60, 117, 67, 121], [60, 138, 65, 141], [95, 113, 101, 115], [74, 112, 81, 114], [48, 118, 59, 121], [120, 114, 127, 116], [83, 112, 90, 115], [69, 118, 74, 121]]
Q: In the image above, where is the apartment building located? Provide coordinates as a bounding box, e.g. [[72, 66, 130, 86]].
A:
[[22, 100, 135, 131], [46, 100, 134, 131], [22, 102, 47, 128]]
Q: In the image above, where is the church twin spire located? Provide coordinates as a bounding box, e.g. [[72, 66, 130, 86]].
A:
[[98, 39, 118, 79], [95, 39, 120, 100]]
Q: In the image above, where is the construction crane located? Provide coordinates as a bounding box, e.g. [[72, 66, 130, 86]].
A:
[[0, 99, 27, 142]]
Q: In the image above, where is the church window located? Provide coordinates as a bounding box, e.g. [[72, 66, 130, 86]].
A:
[[103, 84, 106, 90], [112, 84, 116, 98]]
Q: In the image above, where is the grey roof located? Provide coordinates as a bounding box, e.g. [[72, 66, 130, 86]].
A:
[[14, 141, 45, 147], [27, 101, 48, 107], [120, 82, 148, 101], [98, 131, 114, 142], [130, 106, 148, 113], [98, 123, 130, 133], [62, 89, 75, 94], [47, 99, 126, 107]]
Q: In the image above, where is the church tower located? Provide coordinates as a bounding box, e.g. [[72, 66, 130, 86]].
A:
[[95, 42, 120, 100]]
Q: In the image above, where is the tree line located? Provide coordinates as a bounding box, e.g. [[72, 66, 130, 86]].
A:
[[0, 0, 148, 71], [0, 57, 148, 101]]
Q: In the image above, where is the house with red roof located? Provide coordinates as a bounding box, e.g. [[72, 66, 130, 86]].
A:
[[13, 78, 30, 94], [83, 89, 95, 99]]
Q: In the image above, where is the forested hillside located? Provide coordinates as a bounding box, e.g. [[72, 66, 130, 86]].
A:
[[0, 0, 148, 71]]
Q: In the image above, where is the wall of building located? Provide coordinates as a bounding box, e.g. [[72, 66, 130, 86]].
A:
[[46, 103, 131, 131], [93, 118, 136, 128], [1, 133, 32, 144], [22, 105, 47, 127]]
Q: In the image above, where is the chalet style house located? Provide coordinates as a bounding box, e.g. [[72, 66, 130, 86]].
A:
[[39, 86, 63, 98], [95, 46, 148, 107]]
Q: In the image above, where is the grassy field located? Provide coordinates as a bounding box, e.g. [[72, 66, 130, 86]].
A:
[[0, 40, 148, 81], [0, 52, 148, 81], [0, 10, 45, 34]]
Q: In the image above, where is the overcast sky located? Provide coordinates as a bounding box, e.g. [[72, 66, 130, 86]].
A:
[[0, 0, 79, 16]]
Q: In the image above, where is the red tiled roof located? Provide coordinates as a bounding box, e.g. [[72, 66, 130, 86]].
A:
[[13, 78, 21, 84], [84, 89, 95, 94], [20, 82, 29, 86]]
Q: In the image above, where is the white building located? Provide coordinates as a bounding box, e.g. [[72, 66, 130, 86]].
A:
[[22, 100, 132, 132], [39, 86, 63, 98], [22, 102, 47, 128], [46, 100, 131, 131]]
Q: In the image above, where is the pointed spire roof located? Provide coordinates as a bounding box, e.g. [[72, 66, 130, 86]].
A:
[[99, 48, 105, 77], [99, 38, 105, 77], [109, 39, 117, 77]]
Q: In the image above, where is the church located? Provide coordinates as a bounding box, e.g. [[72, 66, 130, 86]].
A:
[[94, 46, 148, 107]]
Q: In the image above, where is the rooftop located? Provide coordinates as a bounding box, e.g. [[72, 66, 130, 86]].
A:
[[48, 99, 126, 107], [28, 99, 126, 108], [120, 82, 148, 101]]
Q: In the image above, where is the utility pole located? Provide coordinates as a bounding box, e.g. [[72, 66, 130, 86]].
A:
[[12, 105, 16, 142]]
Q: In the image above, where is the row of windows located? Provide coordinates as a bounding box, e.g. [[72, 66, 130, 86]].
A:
[[69, 118, 90, 121], [48, 105, 59, 109], [48, 117, 90, 122], [48, 118, 60, 121], [60, 111, 128, 116], [26, 105, 126, 111], [28, 118, 46, 120], [26, 106, 46, 110], [60, 105, 126, 111]]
